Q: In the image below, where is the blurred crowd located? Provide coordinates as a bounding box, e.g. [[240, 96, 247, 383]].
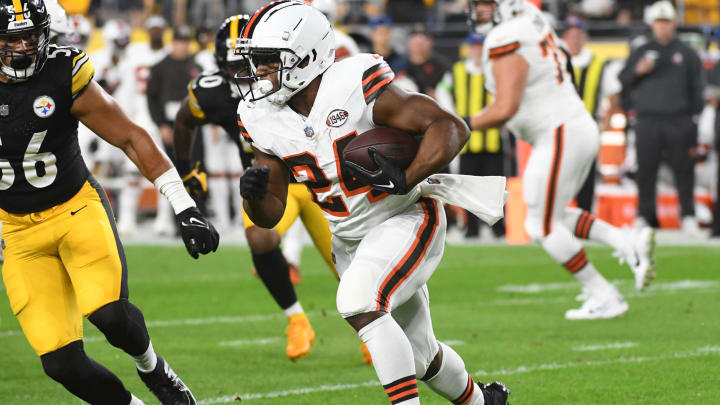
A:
[[53, 0, 720, 241]]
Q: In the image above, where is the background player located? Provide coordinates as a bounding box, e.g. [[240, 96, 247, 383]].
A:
[[0, 1, 218, 404], [468, 0, 655, 319], [237, 2, 509, 403], [172, 14, 364, 363]]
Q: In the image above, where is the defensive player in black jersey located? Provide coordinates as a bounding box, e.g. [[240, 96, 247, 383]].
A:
[[0, 1, 219, 404], [172, 14, 372, 363]]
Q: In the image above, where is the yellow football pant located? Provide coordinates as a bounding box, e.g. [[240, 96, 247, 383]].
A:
[[242, 183, 336, 277], [0, 178, 126, 355]]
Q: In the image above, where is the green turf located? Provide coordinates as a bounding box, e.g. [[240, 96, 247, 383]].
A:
[[1, 244, 719, 404]]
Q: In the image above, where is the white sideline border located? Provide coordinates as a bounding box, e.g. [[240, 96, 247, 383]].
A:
[[197, 346, 720, 404]]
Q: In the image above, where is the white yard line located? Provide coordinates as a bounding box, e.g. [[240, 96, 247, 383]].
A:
[[572, 342, 638, 352], [473, 346, 720, 376], [145, 313, 283, 328], [197, 346, 720, 403], [497, 279, 719, 294], [218, 337, 282, 347], [443, 340, 467, 346]]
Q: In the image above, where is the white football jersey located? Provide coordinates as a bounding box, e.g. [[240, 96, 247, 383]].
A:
[[482, 3, 588, 144], [238, 54, 423, 239]]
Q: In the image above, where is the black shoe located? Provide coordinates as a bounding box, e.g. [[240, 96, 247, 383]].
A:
[[479, 381, 510, 405], [138, 356, 197, 405]]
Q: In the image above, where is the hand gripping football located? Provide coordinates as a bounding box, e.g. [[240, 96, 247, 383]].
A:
[[342, 127, 418, 171]]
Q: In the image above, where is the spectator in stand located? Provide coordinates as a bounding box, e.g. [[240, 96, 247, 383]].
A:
[[562, 17, 622, 212], [708, 61, 720, 237], [619, 1, 705, 235], [369, 15, 409, 77], [406, 23, 449, 98], [385, 0, 430, 23]]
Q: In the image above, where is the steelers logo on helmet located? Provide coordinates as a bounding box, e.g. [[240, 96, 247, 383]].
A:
[[236, 0, 335, 105], [33, 95, 55, 117], [0, 0, 51, 81]]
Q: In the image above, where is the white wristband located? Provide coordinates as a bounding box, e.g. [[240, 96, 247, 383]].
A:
[[153, 168, 196, 215]]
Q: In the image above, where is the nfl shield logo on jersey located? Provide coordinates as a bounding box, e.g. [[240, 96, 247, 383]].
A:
[[0, 105, 8, 117], [33, 96, 55, 118], [304, 125, 315, 138]]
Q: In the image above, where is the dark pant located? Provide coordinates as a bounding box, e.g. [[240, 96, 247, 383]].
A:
[[459, 153, 506, 237], [635, 114, 698, 227]]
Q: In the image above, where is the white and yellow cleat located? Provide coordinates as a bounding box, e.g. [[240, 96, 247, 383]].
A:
[[285, 313, 315, 361], [565, 286, 628, 320]]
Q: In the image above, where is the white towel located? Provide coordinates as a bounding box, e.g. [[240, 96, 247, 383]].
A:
[[418, 174, 508, 226]]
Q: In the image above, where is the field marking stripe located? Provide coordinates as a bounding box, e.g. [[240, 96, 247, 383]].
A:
[[572, 342, 638, 352], [218, 337, 282, 347], [473, 346, 720, 376], [197, 380, 380, 404], [197, 346, 720, 403], [2, 287, 718, 338]]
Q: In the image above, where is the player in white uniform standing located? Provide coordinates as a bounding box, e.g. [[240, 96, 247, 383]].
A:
[[468, 0, 656, 319], [237, 2, 509, 404]]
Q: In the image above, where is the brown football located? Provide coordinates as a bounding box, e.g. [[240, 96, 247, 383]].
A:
[[342, 127, 418, 171]]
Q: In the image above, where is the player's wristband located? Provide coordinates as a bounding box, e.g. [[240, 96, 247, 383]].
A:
[[154, 168, 197, 215]]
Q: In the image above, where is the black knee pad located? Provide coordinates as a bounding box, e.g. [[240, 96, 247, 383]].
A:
[[41, 340, 86, 383], [88, 299, 149, 356]]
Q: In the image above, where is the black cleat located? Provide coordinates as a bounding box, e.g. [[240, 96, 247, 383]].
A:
[[479, 381, 510, 405], [138, 356, 197, 405]]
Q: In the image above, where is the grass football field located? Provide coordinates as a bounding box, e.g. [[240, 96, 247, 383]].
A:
[[1, 244, 718, 404]]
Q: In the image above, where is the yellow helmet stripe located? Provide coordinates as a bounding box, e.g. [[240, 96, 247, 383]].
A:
[[229, 17, 240, 50], [12, 0, 24, 21]]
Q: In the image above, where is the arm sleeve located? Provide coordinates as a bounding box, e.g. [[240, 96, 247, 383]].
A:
[[688, 49, 706, 115], [71, 51, 94, 99], [146, 64, 167, 126], [618, 48, 643, 88]]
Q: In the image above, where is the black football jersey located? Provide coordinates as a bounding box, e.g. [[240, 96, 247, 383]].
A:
[[187, 70, 253, 169], [0, 45, 94, 214]]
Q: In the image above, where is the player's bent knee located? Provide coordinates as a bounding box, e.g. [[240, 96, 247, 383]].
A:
[[245, 226, 281, 254], [41, 340, 87, 383], [88, 299, 149, 356], [336, 268, 379, 319]]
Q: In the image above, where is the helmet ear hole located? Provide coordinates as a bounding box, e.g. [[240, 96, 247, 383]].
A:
[[298, 55, 310, 68]]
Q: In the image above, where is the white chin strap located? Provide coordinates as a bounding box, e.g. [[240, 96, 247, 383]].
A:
[[474, 21, 494, 35]]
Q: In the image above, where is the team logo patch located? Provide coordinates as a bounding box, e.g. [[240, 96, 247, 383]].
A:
[[326, 109, 349, 127], [0, 104, 8, 116], [33, 96, 55, 118], [672, 52, 683, 65]]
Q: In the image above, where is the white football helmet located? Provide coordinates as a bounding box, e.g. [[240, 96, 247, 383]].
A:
[[309, 0, 337, 24], [237, 0, 335, 105], [45, 0, 72, 40], [103, 19, 131, 52], [469, 0, 526, 34]]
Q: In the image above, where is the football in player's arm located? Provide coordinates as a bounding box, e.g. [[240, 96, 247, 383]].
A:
[[242, 83, 470, 228]]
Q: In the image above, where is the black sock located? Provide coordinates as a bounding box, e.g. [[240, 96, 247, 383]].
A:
[[41, 341, 131, 405], [253, 246, 297, 310]]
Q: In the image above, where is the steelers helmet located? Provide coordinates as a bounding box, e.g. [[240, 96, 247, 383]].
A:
[[0, 0, 50, 81], [214, 14, 250, 78]]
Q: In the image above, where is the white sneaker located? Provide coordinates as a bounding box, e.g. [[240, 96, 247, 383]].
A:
[[682, 216, 705, 238], [624, 226, 656, 291], [565, 286, 628, 320]]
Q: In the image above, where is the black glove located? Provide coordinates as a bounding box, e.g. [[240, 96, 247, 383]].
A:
[[176, 207, 219, 259], [179, 161, 208, 202], [344, 147, 409, 195], [240, 167, 270, 200]]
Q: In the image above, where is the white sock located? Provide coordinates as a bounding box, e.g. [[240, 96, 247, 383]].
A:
[[282, 221, 304, 267], [209, 175, 231, 230], [132, 341, 158, 373], [424, 342, 484, 405], [129, 394, 146, 405], [359, 314, 420, 404], [564, 208, 624, 251], [283, 301, 304, 317], [574, 263, 613, 295]]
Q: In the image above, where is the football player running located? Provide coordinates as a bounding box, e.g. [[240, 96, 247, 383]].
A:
[[173, 14, 360, 363], [0, 1, 218, 404], [237, 2, 509, 403], [468, 0, 655, 319]]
